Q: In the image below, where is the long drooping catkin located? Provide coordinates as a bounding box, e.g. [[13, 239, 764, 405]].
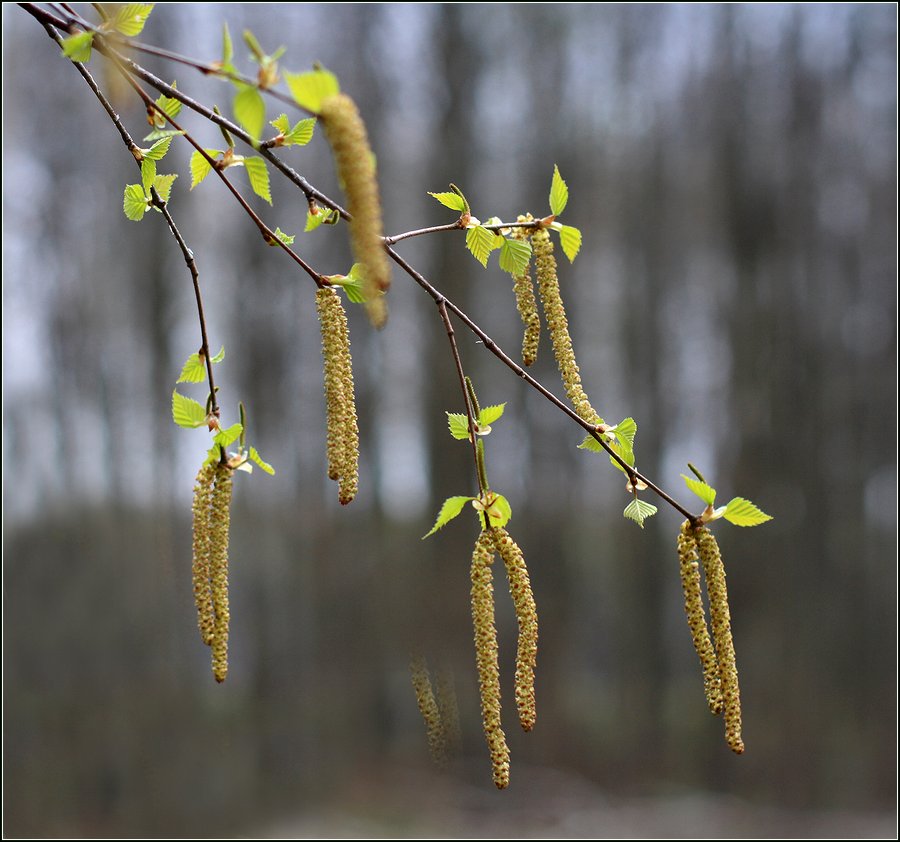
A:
[[316, 287, 359, 504], [471, 530, 510, 789], [319, 92, 389, 327], [209, 464, 233, 683], [492, 528, 538, 732], [511, 220, 541, 367], [696, 526, 744, 754], [677, 522, 723, 715], [191, 462, 216, 646], [409, 654, 447, 766], [532, 227, 600, 426]]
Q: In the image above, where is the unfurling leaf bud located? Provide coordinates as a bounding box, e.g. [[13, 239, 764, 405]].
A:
[[471, 530, 510, 789], [532, 227, 600, 425], [492, 528, 538, 732], [677, 521, 723, 715], [209, 464, 234, 683], [191, 462, 217, 646], [316, 287, 360, 504], [511, 219, 541, 366], [696, 526, 744, 754], [319, 93, 390, 327]]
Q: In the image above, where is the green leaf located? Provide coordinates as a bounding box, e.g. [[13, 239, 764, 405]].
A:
[[272, 227, 295, 246], [249, 446, 275, 475], [172, 390, 207, 428], [190, 149, 220, 189], [478, 404, 506, 427], [176, 353, 206, 384], [210, 346, 225, 364], [624, 497, 658, 528], [465, 225, 502, 268], [446, 413, 471, 440], [242, 29, 264, 60], [123, 184, 149, 221], [142, 128, 184, 143], [428, 191, 467, 213], [558, 225, 582, 262], [140, 159, 156, 195], [152, 173, 177, 204], [214, 423, 243, 448], [233, 85, 266, 140], [578, 433, 605, 454], [285, 117, 315, 146], [222, 22, 234, 65], [305, 207, 337, 232], [284, 69, 340, 113], [60, 31, 94, 63], [270, 113, 291, 134], [110, 3, 154, 36], [423, 496, 473, 538], [722, 497, 773, 527], [549, 164, 569, 216], [203, 444, 222, 467], [682, 475, 717, 506], [498, 237, 532, 277], [144, 136, 173, 161], [243, 157, 271, 204], [609, 417, 637, 466], [484, 494, 512, 529]]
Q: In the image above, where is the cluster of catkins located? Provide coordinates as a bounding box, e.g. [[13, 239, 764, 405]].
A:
[[677, 521, 744, 753], [191, 461, 234, 683]]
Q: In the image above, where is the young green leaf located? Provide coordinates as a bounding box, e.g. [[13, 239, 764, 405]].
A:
[[123, 184, 149, 221], [144, 136, 173, 162], [140, 159, 156, 196], [284, 68, 340, 113], [465, 225, 502, 268], [558, 224, 582, 262], [722, 497, 773, 527], [60, 31, 94, 63], [109, 3, 155, 37], [249, 446, 275, 475], [271, 113, 291, 134], [498, 237, 532, 277], [214, 423, 243, 448], [271, 227, 295, 246], [152, 173, 177, 204], [682, 475, 717, 506], [428, 191, 467, 213], [243, 157, 271, 204], [446, 413, 471, 441], [478, 404, 506, 427], [176, 353, 207, 384], [233, 85, 266, 140], [221, 22, 234, 65], [172, 390, 207, 428], [190, 149, 221, 189], [608, 417, 637, 466], [624, 497, 658, 528], [423, 496, 473, 538], [243, 29, 265, 60], [482, 494, 512, 529], [210, 346, 226, 364], [285, 117, 315, 146], [155, 86, 182, 121], [142, 128, 184, 143], [549, 164, 569, 216], [578, 433, 606, 454]]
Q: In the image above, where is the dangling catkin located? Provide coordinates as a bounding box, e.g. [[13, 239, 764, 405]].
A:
[[316, 287, 360, 504], [492, 528, 538, 732], [209, 464, 234, 683], [471, 530, 510, 789], [319, 92, 389, 328], [532, 227, 600, 426], [409, 654, 447, 767], [191, 462, 216, 646], [677, 522, 723, 715], [511, 219, 541, 367], [696, 526, 744, 754]]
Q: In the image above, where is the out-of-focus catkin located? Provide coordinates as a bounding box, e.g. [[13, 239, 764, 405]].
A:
[[409, 655, 447, 767], [191, 462, 216, 646], [209, 464, 233, 684], [471, 530, 510, 789], [319, 92, 389, 327], [492, 528, 538, 732], [531, 227, 600, 426], [678, 522, 723, 715], [316, 287, 360, 505], [511, 219, 541, 367], [696, 526, 744, 754]]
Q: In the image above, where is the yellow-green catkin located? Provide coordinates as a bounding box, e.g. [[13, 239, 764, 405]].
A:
[[471, 530, 510, 789], [511, 218, 541, 366], [409, 655, 447, 767], [191, 462, 216, 647], [696, 526, 744, 754], [678, 522, 723, 715], [492, 528, 538, 732], [319, 93, 390, 328], [316, 287, 360, 505], [532, 227, 600, 426], [209, 464, 234, 684]]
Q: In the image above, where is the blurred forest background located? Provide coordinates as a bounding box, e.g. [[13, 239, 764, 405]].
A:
[[3, 3, 896, 837]]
